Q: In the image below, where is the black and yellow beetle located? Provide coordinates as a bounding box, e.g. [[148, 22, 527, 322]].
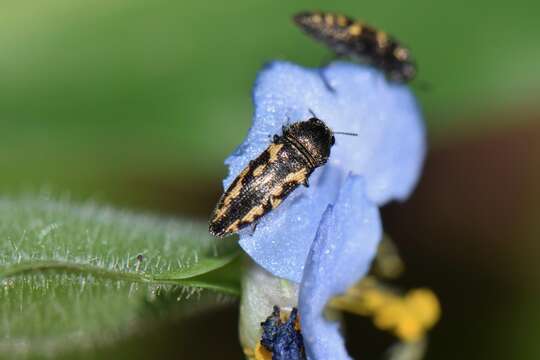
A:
[[209, 117, 355, 237], [293, 11, 416, 83]]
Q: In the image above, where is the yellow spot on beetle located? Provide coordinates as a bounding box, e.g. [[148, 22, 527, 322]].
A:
[[224, 167, 249, 204], [324, 13, 335, 26], [228, 166, 249, 198], [270, 185, 283, 198], [212, 201, 232, 222], [270, 196, 282, 208], [241, 205, 265, 223], [267, 143, 283, 162], [282, 167, 308, 185], [348, 23, 363, 36], [225, 219, 240, 234], [212, 166, 251, 222], [337, 15, 348, 27], [253, 164, 266, 177], [311, 13, 322, 24], [376, 31, 389, 48], [394, 47, 409, 61]]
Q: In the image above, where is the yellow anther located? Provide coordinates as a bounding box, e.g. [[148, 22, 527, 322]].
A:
[[374, 302, 403, 329], [395, 318, 423, 342], [363, 289, 388, 309], [405, 289, 441, 328], [329, 280, 441, 343]]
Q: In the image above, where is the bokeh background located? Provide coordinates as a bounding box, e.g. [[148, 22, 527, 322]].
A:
[[1, 0, 539, 358]]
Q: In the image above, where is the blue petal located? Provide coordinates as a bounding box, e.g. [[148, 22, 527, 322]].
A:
[[298, 175, 382, 360], [225, 61, 425, 204], [321, 63, 425, 204], [226, 61, 423, 281], [239, 164, 344, 282]]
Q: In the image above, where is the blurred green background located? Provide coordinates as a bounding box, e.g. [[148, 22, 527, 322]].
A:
[[1, 0, 539, 358]]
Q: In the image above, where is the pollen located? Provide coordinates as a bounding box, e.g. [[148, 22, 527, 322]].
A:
[[243, 344, 272, 360], [329, 278, 441, 342], [254, 343, 272, 360]]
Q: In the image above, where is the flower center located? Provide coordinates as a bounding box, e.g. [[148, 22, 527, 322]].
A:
[[248, 306, 306, 360]]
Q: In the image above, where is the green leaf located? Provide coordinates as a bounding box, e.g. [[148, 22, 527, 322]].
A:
[[0, 197, 242, 358]]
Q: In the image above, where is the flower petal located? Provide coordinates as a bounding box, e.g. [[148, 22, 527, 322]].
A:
[[225, 61, 425, 204], [225, 61, 423, 281], [299, 175, 382, 360], [321, 63, 426, 204], [239, 164, 344, 282]]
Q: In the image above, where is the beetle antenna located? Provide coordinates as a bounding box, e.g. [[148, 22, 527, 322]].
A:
[[334, 131, 358, 136], [308, 108, 317, 118]]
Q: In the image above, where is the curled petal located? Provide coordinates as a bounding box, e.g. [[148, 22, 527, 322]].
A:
[[299, 175, 382, 360]]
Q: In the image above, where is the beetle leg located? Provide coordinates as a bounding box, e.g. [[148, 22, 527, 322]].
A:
[[250, 221, 258, 235]]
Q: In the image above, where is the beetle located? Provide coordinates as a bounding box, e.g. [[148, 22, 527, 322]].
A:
[[209, 117, 354, 237], [293, 11, 416, 83]]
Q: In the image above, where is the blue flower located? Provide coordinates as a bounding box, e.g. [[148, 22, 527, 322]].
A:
[[228, 61, 425, 359]]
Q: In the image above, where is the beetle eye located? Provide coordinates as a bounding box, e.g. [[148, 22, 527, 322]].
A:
[[331, 136, 335, 145]]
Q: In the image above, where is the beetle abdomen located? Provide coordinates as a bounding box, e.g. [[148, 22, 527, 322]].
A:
[[209, 139, 311, 237]]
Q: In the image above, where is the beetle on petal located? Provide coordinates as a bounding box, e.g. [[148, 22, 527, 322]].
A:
[[225, 61, 425, 282], [209, 118, 338, 237]]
